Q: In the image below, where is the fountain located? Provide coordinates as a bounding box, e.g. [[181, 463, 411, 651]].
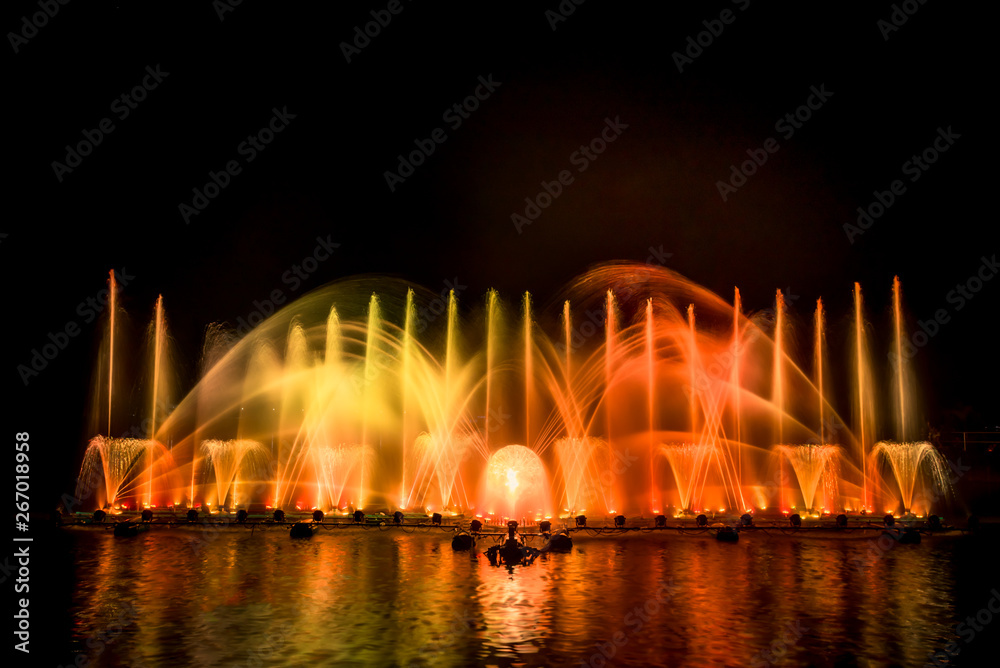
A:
[[70, 265, 952, 522], [869, 441, 952, 514], [774, 445, 840, 514]]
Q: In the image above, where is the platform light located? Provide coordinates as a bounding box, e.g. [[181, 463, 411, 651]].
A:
[[431, 512, 443, 526], [789, 514, 802, 527], [614, 515, 626, 527], [655, 515, 667, 527], [575, 515, 587, 527]]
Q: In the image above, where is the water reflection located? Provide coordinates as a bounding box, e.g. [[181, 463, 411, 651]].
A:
[[61, 528, 976, 667]]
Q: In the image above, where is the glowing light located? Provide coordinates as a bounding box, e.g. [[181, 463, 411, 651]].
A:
[[506, 468, 519, 493], [71, 268, 952, 523]]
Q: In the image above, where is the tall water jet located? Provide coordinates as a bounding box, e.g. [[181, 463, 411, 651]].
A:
[[893, 277, 906, 440], [562, 300, 572, 385], [890, 276, 917, 442], [604, 289, 617, 511], [772, 289, 786, 446], [445, 290, 458, 404], [485, 289, 501, 448], [523, 292, 533, 448], [814, 298, 826, 442], [732, 288, 742, 482], [687, 305, 698, 439], [646, 298, 656, 512], [853, 282, 874, 510], [107, 269, 117, 435], [400, 290, 415, 506], [360, 293, 381, 509], [147, 295, 166, 507]]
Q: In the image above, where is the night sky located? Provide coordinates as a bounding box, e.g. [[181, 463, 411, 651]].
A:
[[7, 1, 994, 506]]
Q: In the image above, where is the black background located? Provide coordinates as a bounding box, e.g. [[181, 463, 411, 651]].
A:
[[7, 0, 996, 507], [4, 0, 995, 624]]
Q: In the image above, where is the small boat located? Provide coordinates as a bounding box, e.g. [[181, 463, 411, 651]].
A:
[[113, 521, 149, 537], [540, 528, 573, 553], [883, 527, 921, 544], [289, 522, 316, 538], [451, 532, 475, 551], [712, 523, 739, 542]]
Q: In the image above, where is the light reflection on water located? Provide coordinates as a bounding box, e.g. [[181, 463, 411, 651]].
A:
[[63, 527, 988, 667]]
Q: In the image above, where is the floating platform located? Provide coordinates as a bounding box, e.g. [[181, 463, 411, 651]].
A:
[[61, 510, 969, 543]]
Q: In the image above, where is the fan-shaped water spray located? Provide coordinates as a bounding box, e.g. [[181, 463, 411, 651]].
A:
[[73, 266, 951, 518]]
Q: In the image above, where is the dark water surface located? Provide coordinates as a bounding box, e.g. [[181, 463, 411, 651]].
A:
[[46, 526, 999, 667]]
